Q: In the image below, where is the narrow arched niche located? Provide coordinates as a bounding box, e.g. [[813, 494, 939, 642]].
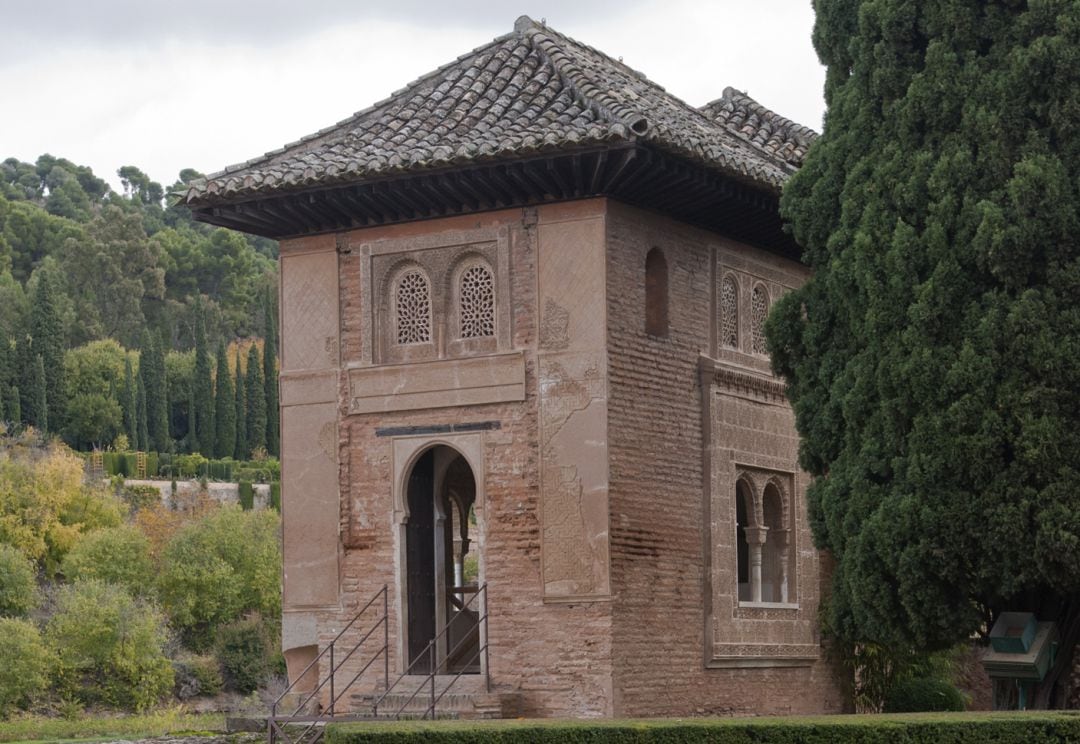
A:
[[645, 247, 669, 337]]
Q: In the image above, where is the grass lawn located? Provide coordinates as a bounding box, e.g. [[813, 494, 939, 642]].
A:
[[0, 710, 226, 744]]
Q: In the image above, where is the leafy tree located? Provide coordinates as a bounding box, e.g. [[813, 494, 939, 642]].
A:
[[0, 543, 38, 618], [0, 271, 28, 344], [61, 525, 154, 595], [234, 347, 247, 460], [214, 342, 235, 460], [165, 349, 194, 449], [245, 344, 266, 457], [0, 618, 49, 715], [770, 0, 1080, 682], [0, 442, 123, 570], [191, 301, 213, 454], [157, 506, 280, 649], [47, 579, 173, 711], [122, 356, 137, 445], [263, 291, 279, 457]]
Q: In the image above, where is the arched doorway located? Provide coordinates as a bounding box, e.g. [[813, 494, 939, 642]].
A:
[[404, 445, 481, 675]]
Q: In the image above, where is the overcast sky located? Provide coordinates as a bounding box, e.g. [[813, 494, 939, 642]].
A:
[[1, 1, 825, 191]]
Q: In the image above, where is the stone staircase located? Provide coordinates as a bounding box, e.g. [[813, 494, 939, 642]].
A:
[[351, 676, 521, 720]]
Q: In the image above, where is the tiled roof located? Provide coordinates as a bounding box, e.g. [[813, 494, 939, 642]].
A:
[[701, 87, 818, 167], [182, 16, 813, 207]]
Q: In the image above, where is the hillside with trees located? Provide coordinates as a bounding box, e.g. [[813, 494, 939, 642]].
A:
[[0, 155, 279, 457]]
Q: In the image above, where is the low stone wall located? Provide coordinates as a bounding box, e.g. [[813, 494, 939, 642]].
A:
[[124, 479, 271, 510]]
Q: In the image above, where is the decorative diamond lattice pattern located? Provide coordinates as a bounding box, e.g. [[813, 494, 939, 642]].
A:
[[459, 264, 495, 339], [395, 270, 432, 344], [721, 275, 739, 349], [751, 285, 769, 354]]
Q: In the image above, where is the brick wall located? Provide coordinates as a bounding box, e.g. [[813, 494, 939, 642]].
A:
[[604, 200, 847, 716]]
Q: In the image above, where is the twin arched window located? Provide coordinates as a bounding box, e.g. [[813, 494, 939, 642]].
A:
[[735, 474, 793, 605], [391, 260, 496, 347]]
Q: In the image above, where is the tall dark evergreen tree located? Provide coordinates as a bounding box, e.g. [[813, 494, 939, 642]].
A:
[[30, 355, 46, 432], [769, 0, 1080, 684], [15, 335, 35, 426], [141, 330, 169, 452], [234, 348, 247, 460], [263, 290, 279, 457], [136, 364, 149, 451], [29, 271, 64, 432], [245, 344, 266, 456], [122, 356, 138, 446], [192, 301, 214, 454], [8, 386, 20, 427], [214, 342, 236, 460]]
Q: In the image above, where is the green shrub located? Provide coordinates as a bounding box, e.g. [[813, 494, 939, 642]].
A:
[[122, 483, 161, 511], [0, 617, 50, 715], [325, 715, 1080, 744], [173, 653, 224, 699], [146, 451, 159, 478], [122, 453, 138, 478], [47, 579, 173, 711], [0, 544, 38, 618], [61, 526, 154, 595], [883, 676, 965, 713], [157, 506, 281, 649], [238, 481, 254, 510], [176, 453, 208, 479], [102, 451, 122, 477], [214, 614, 273, 694], [269, 481, 281, 512]]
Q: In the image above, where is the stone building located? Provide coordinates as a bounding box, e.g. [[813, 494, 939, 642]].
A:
[[182, 16, 847, 718]]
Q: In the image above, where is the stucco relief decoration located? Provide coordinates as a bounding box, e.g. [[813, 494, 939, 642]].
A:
[[720, 274, 739, 349], [458, 263, 495, 339], [751, 284, 769, 354], [394, 270, 432, 345]]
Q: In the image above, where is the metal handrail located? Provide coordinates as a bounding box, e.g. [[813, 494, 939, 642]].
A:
[[269, 585, 390, 744], [373, 583, 489, 720]]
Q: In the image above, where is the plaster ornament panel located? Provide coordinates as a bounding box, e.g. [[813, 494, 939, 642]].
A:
[[751, 283, 769, 355], [394, 269, 433, 345], [458, 263, 495, 339], [720, 274, 739, 349], [280, 250, 340, 373]]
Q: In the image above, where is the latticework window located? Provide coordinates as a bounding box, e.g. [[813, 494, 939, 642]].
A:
[[720, 274, 739, 349], [751, 284, 769, 354], [459, 264, 495, 339], [394, 270, 432, 344]]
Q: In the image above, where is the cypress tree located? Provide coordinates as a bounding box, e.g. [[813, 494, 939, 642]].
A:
[[136, 364, 149, 451], [30, 355, 46, 432], [192, 302, 214, 455], [263, 291, 280, 457], [29, 272, 63, 432], [141, 330, 169, 452], [15, 335, 34, 426], [771, 0, 1080, 658], [214, 342, 236, 460], [234, 348, 247, 460], [245, 344, 266, 456], [123, 356, 138, 446]]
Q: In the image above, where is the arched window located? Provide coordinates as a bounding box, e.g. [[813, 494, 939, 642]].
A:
[[645, 248, 669, 337], [761, 483, 789, 603], [751, 283, 769, 354], [720, 274, 739, 349], [458, 262, 495, 339], [394, 269, 432, 345], [736, 479, 753, 603]]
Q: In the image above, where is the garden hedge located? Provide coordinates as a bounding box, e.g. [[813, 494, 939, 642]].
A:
[[325, 713, 1080, 744]]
